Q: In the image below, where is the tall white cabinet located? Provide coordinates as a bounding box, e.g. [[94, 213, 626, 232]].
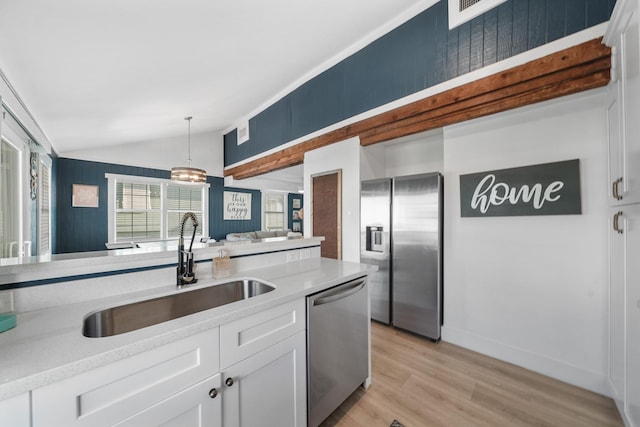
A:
[[605, 1, 640, 425]]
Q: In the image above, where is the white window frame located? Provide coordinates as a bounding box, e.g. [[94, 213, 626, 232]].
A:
[[106, 173, 209, 244], [0, 119, 29, 258], [2, 104, 53, 258], [262, 191, 287, 231]]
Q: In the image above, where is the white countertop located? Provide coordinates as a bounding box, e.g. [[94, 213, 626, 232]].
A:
[[0, 257, 373, 400], [0, 237, 324, 286]]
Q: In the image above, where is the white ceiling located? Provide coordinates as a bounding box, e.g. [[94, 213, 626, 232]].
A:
[[0, 0, 432, 156]]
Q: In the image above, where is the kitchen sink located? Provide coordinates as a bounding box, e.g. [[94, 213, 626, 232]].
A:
[[82, 279, 275, 338]]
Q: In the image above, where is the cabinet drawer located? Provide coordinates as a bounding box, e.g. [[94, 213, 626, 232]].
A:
[[0, 392, 30, 427], [220, 299, 305, 369], [33, 327, 219, 427]]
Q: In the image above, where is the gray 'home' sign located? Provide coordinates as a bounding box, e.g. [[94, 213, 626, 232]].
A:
[[460, 159, 581, 217]]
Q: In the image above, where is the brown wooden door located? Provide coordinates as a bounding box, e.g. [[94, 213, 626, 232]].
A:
[[312, 171, 341, 259]]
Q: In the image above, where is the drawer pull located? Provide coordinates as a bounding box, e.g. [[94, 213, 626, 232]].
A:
[[226, 377, 234, 387], [613, 177, 624, 201], [613, 211, 624, 234], [209, 388, 218, 399]]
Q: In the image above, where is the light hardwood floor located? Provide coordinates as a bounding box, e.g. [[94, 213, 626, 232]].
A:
[[320, 322, 623, 427]]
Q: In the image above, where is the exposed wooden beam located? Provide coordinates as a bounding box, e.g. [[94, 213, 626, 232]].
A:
[[225, 38, 610, 180]]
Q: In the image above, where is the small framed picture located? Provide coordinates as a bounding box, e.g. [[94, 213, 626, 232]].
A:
[[72, 184, 99, 208], [292, 222, 301, 232], [292, 210, 300, 220], [293, 198, 301, 209]]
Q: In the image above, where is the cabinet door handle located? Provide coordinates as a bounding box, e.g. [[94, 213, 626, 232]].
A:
[[225, 377, 234, 387], [613, 177, 624, 201], [613, 211, 624, 234], [209, 388, 218, 399]]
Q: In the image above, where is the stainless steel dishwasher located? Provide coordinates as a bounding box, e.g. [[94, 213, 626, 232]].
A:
[[307, 276, 369, 427]]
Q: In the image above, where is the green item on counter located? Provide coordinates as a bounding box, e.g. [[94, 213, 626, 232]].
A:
[[0, 314, 16, 333]]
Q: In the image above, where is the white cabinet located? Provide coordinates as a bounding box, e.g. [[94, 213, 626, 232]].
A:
[[625, 205, 640, 425], [609, 206, 626, 405], [0, 392, 30, 427], [30, 298, 308, 427], [606, 0, 640, 206], [114, 375, 222, 427], [32, 328, 220, 427], [219, 299, 307, 427], [608, 205, 640, 427], [609, 207, 628, 408], [222, 331, 306, 427], [219, 298, 306, 369], [606, 2, 640, 425]]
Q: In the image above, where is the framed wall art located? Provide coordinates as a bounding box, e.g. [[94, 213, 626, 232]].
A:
[[72, 184, 99, 208]]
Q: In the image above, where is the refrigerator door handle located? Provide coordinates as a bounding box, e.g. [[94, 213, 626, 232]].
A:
[[311, 278, 367, 306]]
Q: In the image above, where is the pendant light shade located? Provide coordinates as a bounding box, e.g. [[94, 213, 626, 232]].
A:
[[170, 166, 207, 182], [171, 116, 207, 183]]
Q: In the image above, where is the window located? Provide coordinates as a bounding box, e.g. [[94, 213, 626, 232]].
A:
[[115, 181, 162, 240], [166, 184, 203, 238], [0, 137, 22, 258], [263, 192, 286, 231], [1, 107, 52, 258], [38, 155, 52, 255], [106, 174, 209, 243]]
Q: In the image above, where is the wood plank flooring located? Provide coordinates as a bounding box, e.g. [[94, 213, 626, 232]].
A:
[[320, 322, 623, 427]]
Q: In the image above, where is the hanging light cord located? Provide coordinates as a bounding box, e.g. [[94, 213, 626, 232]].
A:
[[186, 116, 193, 167]]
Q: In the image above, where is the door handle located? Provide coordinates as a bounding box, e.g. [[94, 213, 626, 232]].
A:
[[613, 177, 623, 201], [312, 278, 366, 306], [613, 211, 624, 234]]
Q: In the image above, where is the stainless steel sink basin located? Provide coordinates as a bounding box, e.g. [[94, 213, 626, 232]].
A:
[[83, 279, 274, 338]]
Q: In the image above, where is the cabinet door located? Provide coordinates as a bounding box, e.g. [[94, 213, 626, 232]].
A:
[[608, 2, 640, 206], [621, 7, 640, 204], [114, 374, 222, 427], [222, 330, 306, 427], [625, 204, 640, 426], [607, 82, 624, 205], [219, 299, 305, 369], [0, 392, 30, 427], [609, 207, 626, 406], [32, 328, 219, 427]]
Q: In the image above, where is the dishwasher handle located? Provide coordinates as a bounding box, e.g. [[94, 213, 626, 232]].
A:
[[311, 278, 366, 306]]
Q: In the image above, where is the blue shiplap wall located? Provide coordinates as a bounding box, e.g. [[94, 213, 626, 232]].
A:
[[55, 158, 262, 253], [208, 179, 263, 240], [224, 0, 615, 166], [288, 193, 303, 232]]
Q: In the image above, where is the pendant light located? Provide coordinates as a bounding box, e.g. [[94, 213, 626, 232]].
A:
[[171, 116, 207, 183]]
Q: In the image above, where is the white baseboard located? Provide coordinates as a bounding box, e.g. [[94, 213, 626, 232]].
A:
[[441, 324, 611, 398]]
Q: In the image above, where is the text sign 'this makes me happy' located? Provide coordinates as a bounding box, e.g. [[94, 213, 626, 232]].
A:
[[459, 159, 582, 217]]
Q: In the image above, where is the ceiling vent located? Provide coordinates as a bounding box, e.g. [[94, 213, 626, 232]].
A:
[[460, 0, 482, 11], [448, 0, 508, 29], [237, 120, 250, 145]]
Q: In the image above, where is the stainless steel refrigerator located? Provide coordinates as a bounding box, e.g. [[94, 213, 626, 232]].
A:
[[360, 172, 443, 340]]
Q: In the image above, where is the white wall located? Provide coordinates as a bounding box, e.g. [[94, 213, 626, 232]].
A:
[[442, 88, 609, 395], [304, 137, 361, 263], [61, 131, 225, 177], [384, 129, 443, 177], [361, 129, 444, 180], [360, 143, 386, 181]]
